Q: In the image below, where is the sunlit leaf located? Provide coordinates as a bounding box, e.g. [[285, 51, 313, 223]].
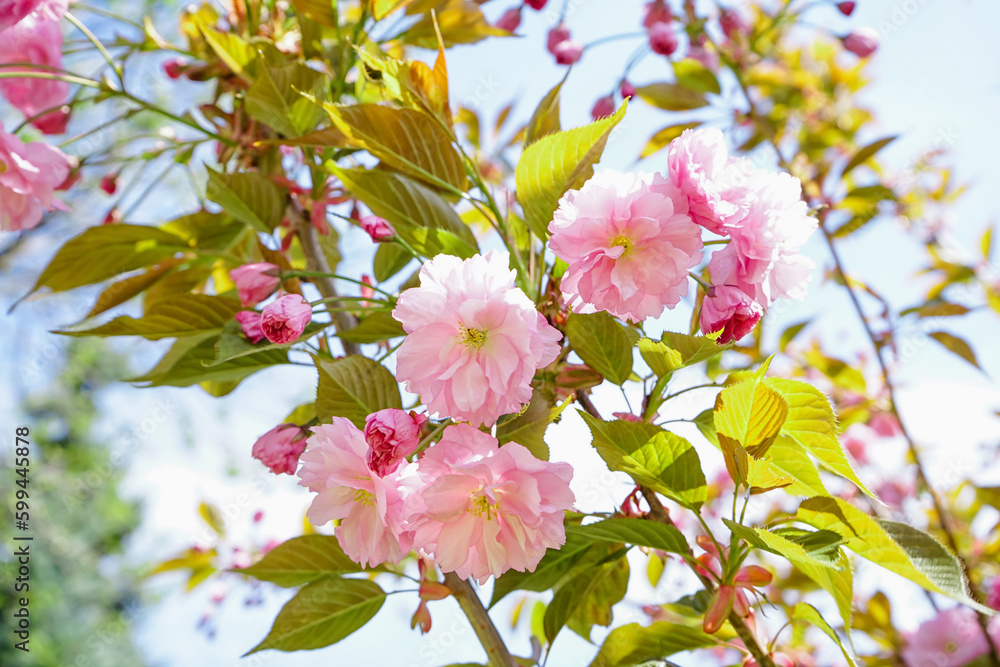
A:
[[315, 354, 402, 428], [566, 312, 635, 385], [241, 535, 365, 587]]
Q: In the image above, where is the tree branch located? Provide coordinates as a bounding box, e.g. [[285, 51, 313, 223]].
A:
[[296, 218, 361, 356], [444, 572, 517, 667]]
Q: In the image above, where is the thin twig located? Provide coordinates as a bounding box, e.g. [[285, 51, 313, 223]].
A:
[[443, 572, 517, 667]]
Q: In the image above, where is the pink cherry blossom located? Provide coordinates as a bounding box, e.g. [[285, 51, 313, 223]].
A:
[[591, 95, 615, 120], [404, 424, 574, 583], [841, 423, 874, 466], [548, 169, 703, 321], [0, 0, 65, 31], [546, 23, 570, 55], [495, 7, 521, 32], [843, 27, 879, 58], [251, 424, 307, 475], [0, 13, 70, 134], [392, 250, 561, 427], [235, 311, 265, 343], [553, 40, 583, 65], [0, 121, 71, 231], [667, 128, 742, 234], [260, 293, 311, 344], [643, 0, 671, 28], [988, 577, 1000, 611], [524, 0, 547, 9], [298, 418, 414, 568], [364, 408, 426, 476], [648, 22, 679, 57], [901, 607, 991, 667], [230, 262, 281, 306], [359, 215, 396, 242], [720, 8, 750, 40], [700, 284, 763, 344], [837, 2, 857, 16], [620, 80, 636, 100]]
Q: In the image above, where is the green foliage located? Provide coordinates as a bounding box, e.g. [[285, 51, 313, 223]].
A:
[[206, 169, 286, 233], [587, 622, 718, 667], [315, 355, 402, 428], [566, 312, 635, 385], [241, 535, 368, 587], [57, 294, 242, 340], [638, 332, 728, 377]]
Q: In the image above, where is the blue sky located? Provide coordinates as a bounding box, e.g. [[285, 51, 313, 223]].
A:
[[4, 1, 1000, 665]]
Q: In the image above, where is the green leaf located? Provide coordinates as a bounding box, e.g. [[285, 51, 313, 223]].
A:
[[246, 578, 385, 654], [724, 519, 854, 630], [634, 83, 708, 111], [768, 436, 829, 497], [566, 312, 634, 385], [315, 355, 402, 428], [515, 103, 626, 239], [928, 331, 982, 370], [763, 377, 877, 499], [673, 59, 721, 94], [842, 136, 897, 176], [289, 0, 336, 27], [525, 73, 567, 145], [579, 412, 664, 472], [778, 319, 811, 352], [57, 294, 241, 340], [400, 3, 508, 48], [206, 169, 285, 233], [797, 496, 994, 614], [131, 335, 287, 390], [545, 553, 628, 643], [337, 311, 405, 344], [246, 63, 327, 137], [714, 378, 789, 475], [569, 518, 689, 555], [199, 25, 256, 82], [84, 263, 178, 319], [373, 242, 413, 282], [325, 104, 466, 191], [638, 332, 728, 376], [495, 393, 572, 461], [161, 210, 245, 252], [330, 166, 477, 259], [32, 224, 189, 294], [213, 320, 331, 365], [241, 535, 364, 587], [588, 622, 717, 667], [639, 122, 700, 159], [620, 432, 708, 509], [373, 0, 411, 19], [792, 603, 857, 666]]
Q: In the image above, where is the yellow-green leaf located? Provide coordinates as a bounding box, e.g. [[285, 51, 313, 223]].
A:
[[638, 331, 727, 376], [525, 73, 567, 145], [928, 331, 982, 370], [588, 622, 717, 667], [842, 135, 897, 176], [792, 603, 857, 666], [206, 169, 285, 233], [566, 311, 634, 385], [515, 103, 626, 239], [315, 355, 402, 428], [635, 83, 708, 111], [640, 121, 700, 159], [241, 535, 364, 587], [57, 294, 241, 340]]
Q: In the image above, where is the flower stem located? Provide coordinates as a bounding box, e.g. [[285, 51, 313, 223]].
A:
[[443, 572, 516, 667]]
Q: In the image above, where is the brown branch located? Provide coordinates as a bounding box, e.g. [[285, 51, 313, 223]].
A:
[[444, 572, 517, 667], [296, 218, 361, 356], [574, 391, 777, 667]]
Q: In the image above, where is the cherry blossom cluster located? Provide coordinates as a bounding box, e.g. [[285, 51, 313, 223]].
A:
[[548, 128, 817, 343], [0, 0, 73, 232]]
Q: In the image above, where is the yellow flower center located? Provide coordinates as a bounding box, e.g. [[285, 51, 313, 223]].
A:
[[468, 492, 496, 520], [353, 489, 375, 506], [460, 324, 488, 349], [609, 233, 636, 258], [944, 641, 958, 654]]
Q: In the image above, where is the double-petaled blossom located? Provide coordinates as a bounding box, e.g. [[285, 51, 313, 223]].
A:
[[548, 169, 703, 322], [699, 284, 763, 344], [251, 424, 307, 475], [404, 424, 574, 583], [261, 293, 312, 344], [0, 0, 64, 32], [364, 408, 426, 477], [667, 128, 742, 234], [230, 262, 281, 306], [0, 11, 70, 134], [392, 250, 561, 427], [900, 607, 997, 667], [0, 121, 71, 231], [297, 418, 415, 568]]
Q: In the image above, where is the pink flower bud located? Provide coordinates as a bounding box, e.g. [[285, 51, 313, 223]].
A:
[[164, 59, 186, 79], [99, 173, 118, 195], [235, 311, 266, 343], [32, 109, 70, 136], [620, 80, 636, 100], [525, 0, 547, 9], [612, 411, 642, 423], [364, 408, 426, 476], [495, 7, 521, 32], [643, 0, 671, 28], [103, 208, 122, 225], [700, 285, 763, 344], [837, 1, 856, 16], [411, 601, 432, 634], [230, 262, 281, 306], [720, 9, 750, 40], [253, 510, 264, 523], [843, 27, 879, 57], [251, 423, 307, 475], [546, 23, 571, 55], [260, 294, 312, 344], [590, 95, 615, 120], [703, 585, 735, 634], [553, 40, 584, 65], [360, 215, 396, 242], [648, 22, 679, 56], [735, 565, 773, 587]]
